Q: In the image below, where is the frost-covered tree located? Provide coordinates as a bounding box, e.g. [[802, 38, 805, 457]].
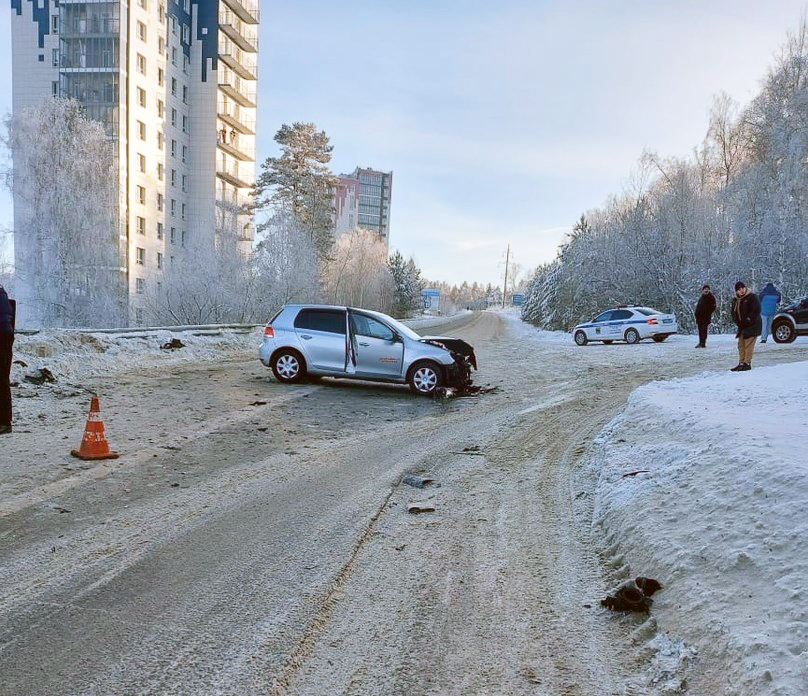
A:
[[388, 250, 424, 317], [254, 123, 338, 262], [251, 208, 321, 314], [322, 228, 393, 311], [3, 97, 125, 328]]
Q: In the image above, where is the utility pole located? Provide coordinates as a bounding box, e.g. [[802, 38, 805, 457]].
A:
[[502, 244, 510, 309]]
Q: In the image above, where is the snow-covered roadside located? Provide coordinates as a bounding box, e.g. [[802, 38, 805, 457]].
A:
[[506, 312, 808, 694], [590, 362, 808, 695], [9, 326, 263, 387]]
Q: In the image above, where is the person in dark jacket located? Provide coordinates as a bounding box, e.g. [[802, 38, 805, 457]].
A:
[[758, 282, 781, 343], [0, 285, 14, 434], [694, 283, 717, 347], [730, 281, 761, 372]]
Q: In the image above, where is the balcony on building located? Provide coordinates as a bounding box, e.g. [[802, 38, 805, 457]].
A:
[[216, 189, 252, 215], [219, 38, 258, 81], [217, 100, 256, 135], [220, 0, 259, 25], [217, 128, 255, 162], [219, 9, 258, 53], [216, 158, 253, 189], [218, 68, 256, 108]]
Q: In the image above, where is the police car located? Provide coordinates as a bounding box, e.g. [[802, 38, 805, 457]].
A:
[[573, 306, 678, 345]]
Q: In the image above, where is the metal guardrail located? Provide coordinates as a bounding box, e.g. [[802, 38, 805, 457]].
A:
[[15, 324, 261, 337]]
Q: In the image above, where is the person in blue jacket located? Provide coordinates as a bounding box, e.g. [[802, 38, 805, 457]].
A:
[[0, 285, 14, 434], [758, 282, 781, 343]]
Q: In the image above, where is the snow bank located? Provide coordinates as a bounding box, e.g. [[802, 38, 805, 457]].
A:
[[10, 326, 263, 384], [591, 362, 808, 695]]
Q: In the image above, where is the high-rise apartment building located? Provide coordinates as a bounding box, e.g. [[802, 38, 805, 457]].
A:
[[10, 0, 258, 327], [335, 167, 392, 245]]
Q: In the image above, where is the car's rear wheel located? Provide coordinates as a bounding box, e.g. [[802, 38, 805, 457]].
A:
[[652, 335, 668, 343], [772, 320, 796, 343], [271, 349, 306, 383], [574, 330, 588, 346], [408, 361, 442, 395], [625, 328, 640, 344]]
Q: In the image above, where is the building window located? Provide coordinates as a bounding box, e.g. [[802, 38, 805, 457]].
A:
[[170, 199, 176, 216], [138, 153, 146, 172], [181, 174, 187, 192], [181, 145, 187, 163], [171, 169, 176, 186], [171, 47, 177, 65], [181, 229, 186, 246], [182, 85, 188, 103], [171, 139, 176, 157], [137, 186, 146, 204], [138, 121, 146, 140], [157, 222, 164, 240], [159, 4, 165, 22], [157, 132, 164, 150], [157, 99, 164, 118], [182, 24, 189, 44], [52, 48, 59, 67], [137, 87, 146, 107], [136, 278, 145, 295], [52, 81, 58, 96], [181, 203, 186, 220], [136, 216, 146, 235], [52, 15, 58, 33], [157, 66, 164, 86], [181, 115, 187, 133], [137, 21, 147, 42], [157, 163, 164, 180], [136, 247, 145, 265], [171, 77, 176, 96], [138, 0, 147, 8], [171, 108, 177, 126], [170, 226, 176, 243], [157, 193, 164, 211], [137, 53, 146, 75], [157, 252, 163, 269]]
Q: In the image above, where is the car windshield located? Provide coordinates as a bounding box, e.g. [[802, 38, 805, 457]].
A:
[[634, 307, 662, 316]]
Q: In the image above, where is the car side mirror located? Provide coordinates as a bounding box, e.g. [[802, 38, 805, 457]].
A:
[[392, 331, 402, 343]]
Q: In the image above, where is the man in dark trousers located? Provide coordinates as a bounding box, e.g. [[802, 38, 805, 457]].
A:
[[0, 285, 14, 434], [731, 281, 761, 372], [694, 283, 717, 347]]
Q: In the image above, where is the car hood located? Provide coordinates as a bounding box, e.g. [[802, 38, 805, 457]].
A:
[[419, 336, 477, 370]]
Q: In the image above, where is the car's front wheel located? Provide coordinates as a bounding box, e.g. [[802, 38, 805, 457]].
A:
[[271, 349, 306, 383], [574, 330, 588, 346], [772, 320, 796, 343], [408, 361, 443, 394], [625, 328, 640, 344]]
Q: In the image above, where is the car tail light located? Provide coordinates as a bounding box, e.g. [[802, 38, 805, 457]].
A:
[[263, 326, 275, 338], [646, 317, 658, 325]]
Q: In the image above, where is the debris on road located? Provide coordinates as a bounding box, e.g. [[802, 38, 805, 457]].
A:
[[402, 474, 434, 489], [407, 501, 436, 514], [23, 368, 56, 385], [601, 576, 662, 613]]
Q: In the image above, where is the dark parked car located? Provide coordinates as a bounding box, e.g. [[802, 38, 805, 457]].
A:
[[771, 297, 808, 343]]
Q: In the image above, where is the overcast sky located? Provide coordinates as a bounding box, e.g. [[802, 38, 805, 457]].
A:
[[2, 1, 807, 287]]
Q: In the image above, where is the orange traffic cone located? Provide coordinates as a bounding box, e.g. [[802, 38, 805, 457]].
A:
[[71, 396, 119, 460]]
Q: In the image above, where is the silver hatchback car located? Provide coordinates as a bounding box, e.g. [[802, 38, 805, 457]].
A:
[[258, 304, 477, 395]]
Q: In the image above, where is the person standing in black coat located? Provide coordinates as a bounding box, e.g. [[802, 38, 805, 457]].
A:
[[694, 284, 716, 348], [0, 285, 14, 434], [730, 281, 761, 372]]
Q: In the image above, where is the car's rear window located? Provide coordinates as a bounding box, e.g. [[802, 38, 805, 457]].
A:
[[634, 307, 661, 316], [294, 309, 346, 334]]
